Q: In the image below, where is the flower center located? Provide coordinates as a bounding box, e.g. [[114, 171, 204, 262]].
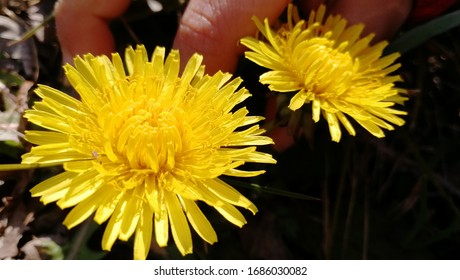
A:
[[116, 102, 185, 172], [294, 38, 356, 97]]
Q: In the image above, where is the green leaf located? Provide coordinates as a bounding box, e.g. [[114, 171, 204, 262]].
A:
[[36, 238, 64, 260], [64, 220, 107, 260], [7, 13, 55, 47], [0, 162, 66, 171], [386, 9, 460, 54], [223, 177, 320, 201], [0, 140, 22, 159], [0, 71, 25, 87]]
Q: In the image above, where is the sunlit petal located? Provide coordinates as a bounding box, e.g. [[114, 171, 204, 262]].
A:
[[14, 45, 275, 260], [241, 4, 408, 141]]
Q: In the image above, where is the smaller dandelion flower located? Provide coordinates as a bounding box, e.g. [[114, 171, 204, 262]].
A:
[[19, 45, 276, 259], [240, 4, 408, 142]]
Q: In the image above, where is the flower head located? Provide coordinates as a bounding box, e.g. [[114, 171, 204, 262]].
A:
[[240, 4, 408, 142], [23, 45, 276, 259]]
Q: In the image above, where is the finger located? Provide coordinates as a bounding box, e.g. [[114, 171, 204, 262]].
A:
[[173, 0, 290, 74], [55, 0, 131, 64], [327, 0, 413, 42]]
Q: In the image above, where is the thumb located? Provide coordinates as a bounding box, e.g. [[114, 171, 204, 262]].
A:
[[327, 0, 412, 42], [173, 0, 290, 74], [55, 0, 130, 64]]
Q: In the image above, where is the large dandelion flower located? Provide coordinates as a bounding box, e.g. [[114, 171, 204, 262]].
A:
[[20, 45, 276, 259], [240, 4, 408, 142]]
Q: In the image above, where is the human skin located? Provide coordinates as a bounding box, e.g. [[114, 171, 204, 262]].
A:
[[54, 0, 413, 151], [54, 0, 413, 72]]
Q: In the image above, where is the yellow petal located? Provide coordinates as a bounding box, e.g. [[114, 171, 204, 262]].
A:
[[180, 197, 217, 244], [151, 46, 165, 75], [21, 151, 90, 165], [242, 151, 276, 164], [63, 196, 98, 229], [215, 203, 247, 228], [111, 53, 126, 79], [324, 111, 342, 142], [30, 171, 76, 197], [134, 202, 153, 260], [101, 192, 128, 251], [223, 168, 265, 178], [24, 130, 68, 145], [63, 160, 94, 172], [180, 53, 202, 87], [57, 170, 102, 208], [24, 110, 71, 133], [240, 4, 408, 142], [260, 71, 302, 92], [289, 90, 309, 111], [355, 119, 385, 138], [312, 99, 321, 122], [94, 188, 123, 224], [20, 44, 278, 261], [35, 85, 81, 109], [336, 111, 356, 136], [40, 188, 70, 205], [165, 191, 192, 256], [226, 135, 274, 146], [71, 56, 98, 89], [154, 203, 169, 247], [119, 189, 142, 241], [205, 179, 258, 214], [28, 143, 75, 156]]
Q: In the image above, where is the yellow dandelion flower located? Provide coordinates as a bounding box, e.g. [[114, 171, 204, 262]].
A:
[[240, 4, 408, 142], [21, 45, 276, 259]]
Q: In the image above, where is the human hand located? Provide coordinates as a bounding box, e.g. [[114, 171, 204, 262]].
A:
[[54, 0, 413, 152], [55, 0, 413, 73]]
